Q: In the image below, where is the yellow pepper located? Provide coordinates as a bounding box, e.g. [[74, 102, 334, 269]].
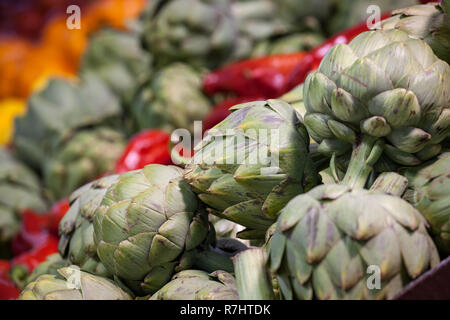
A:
[[0, 99, 26, 145]]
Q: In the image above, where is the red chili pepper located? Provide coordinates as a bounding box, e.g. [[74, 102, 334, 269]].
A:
[[203, 97, 265, 132], [0, 271, 20, 300], [203, 52, 308, 99], [115, 130, 173, 174]]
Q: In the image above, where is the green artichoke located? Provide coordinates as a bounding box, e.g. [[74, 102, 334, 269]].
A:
[[81, 28, 152, 107], [184, 99, 320, 239], [273, 88, 331, 174], [251, 32, 325, 57], [141, 0, 238, 69], [11, 253, 70, 290], [21, 254, 71, 288], [43, 127, 125, 200], [58, 174, 119, 278], [0, 148, 46, 256], [131, 63, 211, 134], [381, 0, 450, 64], [149, 270, 238, 300], [141, 0, 307, 67], [267, 184, 440, 300], [14, 76, 122, 171], [303, 29, 450, 188], [229, 0, 294, 60], [19, 266, 132, 300], [402, 152, 450, 255], [93, 164, 214, 295]]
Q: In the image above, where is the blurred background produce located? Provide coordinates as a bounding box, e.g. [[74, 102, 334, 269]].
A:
[[0, 0, 424, 146], [0, 0, 448, 300], [0, 0, 146, 144]]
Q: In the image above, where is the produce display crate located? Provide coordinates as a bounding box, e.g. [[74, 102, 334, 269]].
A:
[[394, 256, 450, 300]]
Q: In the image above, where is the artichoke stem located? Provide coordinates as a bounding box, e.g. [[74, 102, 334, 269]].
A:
[[369, 172, 408, 197], [342, 135, 383, 189], [232, 248, 275, 300]]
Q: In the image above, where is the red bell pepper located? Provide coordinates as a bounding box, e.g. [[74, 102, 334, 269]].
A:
[[6, 199, 66, 290], [203, 52, 308, 99], [203, 13, 392, 99], [0, 198, 67, 297], [115, 130, 173, 174], [10, 234, 59, 273], [11, 199, 69, 256], [0, 271, 20, 300], [203, 97, 265, 132], [9, 233, 59, 290], [12, 210, 51, 256], [47, 199, 70, 236], [0, 259, 10, 273]]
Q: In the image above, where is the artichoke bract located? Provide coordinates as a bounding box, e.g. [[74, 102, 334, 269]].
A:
[[0, 148, 46, 253], [149, 270, 238, 300], [14, 76, 122, 171], [268, 184, 440, 300], [19, 266, 132, 300], [131, 63, 211, 134], [184, 99, 320, 239], [381, 0, 450, 64], [93, 164, 213, 295], [402, 152, 450, 255], [58, 175, 119, 278], [141, 0, 237, 69], [233, 248, 276, 300], [81, 29, 152, 107], [303, 29, 450, 188], [44, 127, 125, 200], [280, 84, 308, 124]]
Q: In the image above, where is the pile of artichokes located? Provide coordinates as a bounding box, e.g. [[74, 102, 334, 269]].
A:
[[7, 1, 450, 301]]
